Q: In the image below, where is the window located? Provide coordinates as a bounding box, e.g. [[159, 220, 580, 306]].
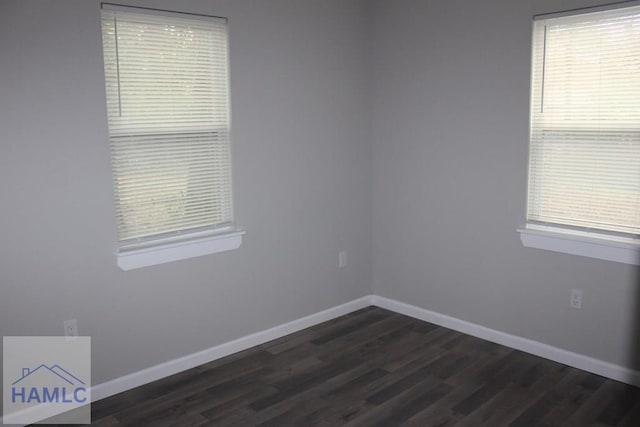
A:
[[520, 4, 640, 265], [101, 4, 242, 270]]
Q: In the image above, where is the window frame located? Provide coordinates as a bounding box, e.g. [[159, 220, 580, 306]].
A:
[[520, 2, 640, 265], [100, 3, 243, 270]]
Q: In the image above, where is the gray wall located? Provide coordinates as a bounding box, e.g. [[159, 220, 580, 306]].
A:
[[0, 0, 372, 384], [370, 0, 640, 370], [1, 0, 638, 390]]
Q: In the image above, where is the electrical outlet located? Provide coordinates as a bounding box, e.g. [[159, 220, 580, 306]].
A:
[[570, 289, 583, 309], [339, 251, 347, 268], [64, 319, 78, 337]]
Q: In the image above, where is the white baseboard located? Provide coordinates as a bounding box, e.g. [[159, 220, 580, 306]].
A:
[[86, 292, 640, 408], [91, 295, 373, 401], [371, 295, 640, 387]]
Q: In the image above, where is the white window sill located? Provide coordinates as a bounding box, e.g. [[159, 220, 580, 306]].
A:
[[518, 225, 639, 266], [117, 229, 245, 270]]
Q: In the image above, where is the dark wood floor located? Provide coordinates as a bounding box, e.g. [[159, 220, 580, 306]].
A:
[[84, 307, 640, 426]]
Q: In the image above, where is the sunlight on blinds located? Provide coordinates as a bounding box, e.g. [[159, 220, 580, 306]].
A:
[[101, 6, 233, 244], [528, 5, 640, 236]]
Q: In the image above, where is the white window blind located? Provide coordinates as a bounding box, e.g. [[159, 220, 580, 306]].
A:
[[528, 5, 640, 238], [101, 4, 233, 247]]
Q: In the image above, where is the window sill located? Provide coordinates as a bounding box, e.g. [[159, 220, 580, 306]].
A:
[[518, 225, 639, 266], [117, 229, 245, 270]]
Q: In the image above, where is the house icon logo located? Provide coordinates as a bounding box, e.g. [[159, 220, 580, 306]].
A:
[[3, 336, 91, 424], [11, 364, 88, 404]]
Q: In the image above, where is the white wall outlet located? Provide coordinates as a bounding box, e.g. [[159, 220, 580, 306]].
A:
[[339, 251, 347, 268], [64, 318, 78, 337], [570, 289, 583, 309]]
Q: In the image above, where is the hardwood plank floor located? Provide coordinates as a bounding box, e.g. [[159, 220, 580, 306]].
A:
[[79, 307, 640, 426]]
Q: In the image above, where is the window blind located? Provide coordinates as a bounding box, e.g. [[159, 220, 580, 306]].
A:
[[528, 5, 640, 237], [101, 5, 233, 246]]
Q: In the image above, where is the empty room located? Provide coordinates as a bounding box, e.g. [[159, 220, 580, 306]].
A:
[[1, 0, 639, 425]]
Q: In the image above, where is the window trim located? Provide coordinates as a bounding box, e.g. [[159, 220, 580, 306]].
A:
[[117, 229, 245, 270], [518, 225, 639, 266]]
